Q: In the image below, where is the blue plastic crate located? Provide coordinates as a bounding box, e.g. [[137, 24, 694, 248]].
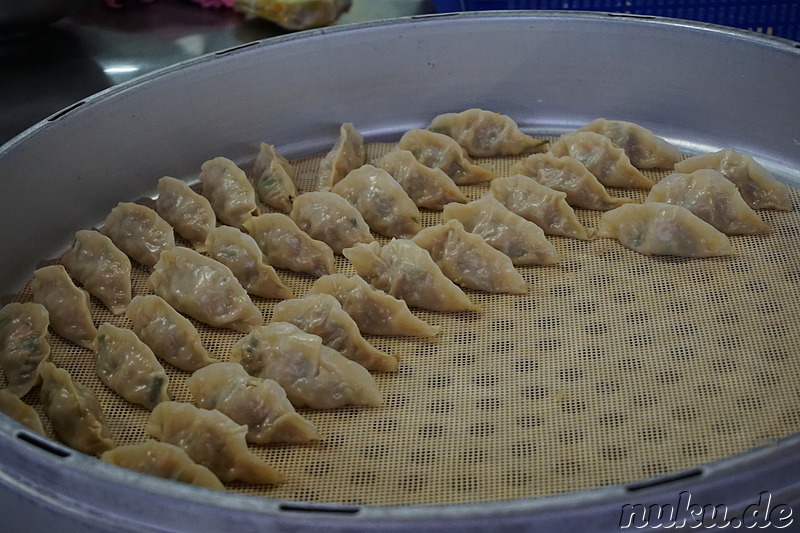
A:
[[432, 1, 800, 42]]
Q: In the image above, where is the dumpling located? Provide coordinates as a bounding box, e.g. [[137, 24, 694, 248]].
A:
[[272, 294, 400, 372], [289, 191, 374, 254], [230, 322, 382, 409], [39, 362, 115, 455], [645, 169, 771, 235], [101, 202, 176, 267], [332, 165, 422, 238], [148, 247, 263, 333], [442, 195, 560, 266], [343, 240, 479, 312], [101, 441, 225, 490], [126, 295, 218, 372], [427, 108, 546, 157], [376, 149, 467, 210], [578, 118, 681, 169], [155, 176, 216, 252], [674, 149, 792, 211], [242, 213, 335, 277], [205, 226, 293, 299], [510, 153, 633, 211], [0, 389, 45, 435], [490, 175, 596, 240], [548, 131, 654, 189], [397, 128, 495, 185], [0, 302, 51, 397], [31, 265, 97, 349], [95, 323, 170, 410], [61, 230, 132, 315], [317, 122, 366, 191], [598, 202, 735, 257], [308, 274, 439, 337], [186, 362, 320, 444], [249, 142, 297, 213], [198, 157, 260, 229], [148, 401, 284, 484]]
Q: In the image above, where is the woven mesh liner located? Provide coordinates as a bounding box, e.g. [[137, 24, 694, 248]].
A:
[[5, 140, 800, 506]]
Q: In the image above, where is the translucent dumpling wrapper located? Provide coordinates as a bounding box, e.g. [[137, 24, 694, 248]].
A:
[[101, 441, 225, 490], [674, 149, 792, 211], [205, 226, 293, 300], [233, 0, 353, 31], [289, 191, 374, 254], [308, 274, 439, 337], [199, 157, 261, 229], [40, 362, 115, 456], [0, 302, 51, 397], [548, 131, 654, 189], [376, 149, 468, 210], [645, 169, 771, 235], [148, 401, 284, 484], [126, 295, 218, 372], [31, 265, 97, 350], [317, 122, 365, 191], [397, 128, 495, 185], [155, 176, 217, 252], [148, 247, 263, 333], [249, 142, 297, 213], [442, 195, 560, 266], [272, 294, 400, 372], [427, 108, 547, 157], [332, 165, 422, 238], [186, 362, 320, 444], [101, 203, 176, 268], [598, 202, 735, 257], [243, 213, 336, 277], [0, 389, 46, 435], [490, 175, 596, 241], [343, 240, 479, 312], [578, 118, 682, 169], [510, 153, 634, 211], [230, 322, 382, 409]]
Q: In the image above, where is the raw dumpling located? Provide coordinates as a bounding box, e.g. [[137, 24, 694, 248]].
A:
[[101, 202, 175, 268], [148, 247, 263, 333], [205, 226, 293, 299], [289, 191, 374, 254], [510, 153, 633, 211], [155, 176, 216, 252], [317, 122, 366, 191], [442, 195, 560, 266], [343, 240, 479, 312], [598, 202, 735, 257], [199, 157, 261, 229], [578, 118, 681, 169], [39, 362, 115, 455], [62, 230, 132, 315], [272, 294, 400, 372], [332, 165, 422, 238], [491, 175, 596, 240], [674, 149, 792, 211], [412, 220, 527, 294], [243, 213, 335, 277], [31, 265, 97, 349], [95, 323, 170, 410], [0, 389, 45, 435], [427, 108, 546, 157], [230, 322, 382, 409], [309, 274, 440, 337], [646, 169, 771, 235], [249, 142, 297, 213], [148, 401, 284, 484], [126, 295, 218, 372], [548, 131, 654, 189], [0, 302, 51, 397], [376, 149, 468, 210], [101, 441, 225, 490], [186, 362, 320, 444], [397, 128, 495, 185]]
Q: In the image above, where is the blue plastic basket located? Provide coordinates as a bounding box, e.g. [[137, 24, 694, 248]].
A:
[[432, 1, 800, 42]]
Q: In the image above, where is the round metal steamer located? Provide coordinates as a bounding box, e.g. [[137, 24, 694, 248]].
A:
[[0, 11, 799, 532]]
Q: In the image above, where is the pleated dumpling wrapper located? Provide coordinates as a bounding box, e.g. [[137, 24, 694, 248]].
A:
[[0, 302, 51, 397], [376, 149, 467, 210], [317, 122, 365, 191], [155, 176, 216, 252], [198, 157, 261, 229], [289, 191, 374, 254], [249, 142, 298, 213], [398, 128, 495, 185], [100, 202, 175, 268], [0, 389, 46, 435], [31, 265, 97, 350], [427, 108, 547, 157], [578, 118, 681, 169]]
